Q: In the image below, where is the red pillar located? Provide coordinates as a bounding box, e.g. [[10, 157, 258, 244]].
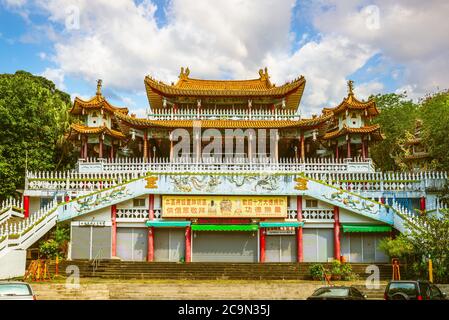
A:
[[23, 195, 30, 218], [110, 143, 114, 160], [260, 228, 266, 263], [185, 226, 191, 263], [333, 206, 341, 261], [297, 195, 303, 262], [111, 205, 117, 257], [335, 144, 339, 159], [420, 197, 426, 213], [147, 194, 155, 262]]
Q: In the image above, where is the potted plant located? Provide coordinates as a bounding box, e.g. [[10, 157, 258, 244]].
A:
[[341, 262, 357, 281], [331, 260, 342, 280], [309, 264, 325, 281]]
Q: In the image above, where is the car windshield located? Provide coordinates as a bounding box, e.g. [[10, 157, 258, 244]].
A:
[[312, 288, 349, 297], [0, 284, 32, 296], [388, 283, 417, 295]]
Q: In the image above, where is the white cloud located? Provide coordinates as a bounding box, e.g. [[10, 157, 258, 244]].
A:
[[23, 0, 449, 116], [308, 0, 449, 99], [34, 0, 295, 90], [41, 67, 66, 90], [355, 81, 384, 100], [263, 35, 376, 115], [2, 0, 27, 8]]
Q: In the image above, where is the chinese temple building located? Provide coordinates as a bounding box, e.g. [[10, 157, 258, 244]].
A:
[[402, 119, 432, 171], [1, 68, 447, 278]]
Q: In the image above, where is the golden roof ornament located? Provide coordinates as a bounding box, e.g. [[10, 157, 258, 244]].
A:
[[347, 80, 354, 96], [96, 79, 103, 97], [179, 67, 190, 80], [259, 67, 269, 81]]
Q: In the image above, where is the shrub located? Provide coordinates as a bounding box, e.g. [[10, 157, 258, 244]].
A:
[[378, 236, 414, 259], [330, 260, 342, 279], [309, 264, 325, 280], [39, 239, 61, 259]]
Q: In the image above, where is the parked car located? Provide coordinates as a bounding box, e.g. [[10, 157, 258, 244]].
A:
[[307, 286, 367, 300], [0, 281, 36, 300], [384, 280, 447, 300]]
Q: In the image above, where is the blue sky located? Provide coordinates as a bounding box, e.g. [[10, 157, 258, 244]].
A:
[[1, 0, 448, 116]]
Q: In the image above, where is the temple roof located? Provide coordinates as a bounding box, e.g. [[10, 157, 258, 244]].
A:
[[404, 153, 431, 160], [114, 110, 332, 130], [70, 80, 129, 115], [323, 81, 379, 117], [145, 67, 306, 109], [67, 123, 126, 140], [405, 137, 423, 146], [322, 124, 383, 140]]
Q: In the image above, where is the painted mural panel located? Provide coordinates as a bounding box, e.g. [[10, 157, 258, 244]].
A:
[[162, 195, 287, 218]]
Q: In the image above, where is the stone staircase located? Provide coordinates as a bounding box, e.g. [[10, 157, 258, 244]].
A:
[[352, 284, 386, 299], [45, 260, 402, 281]]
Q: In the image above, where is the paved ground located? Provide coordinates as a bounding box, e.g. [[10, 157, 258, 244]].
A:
[[27, 278, 389, 300]]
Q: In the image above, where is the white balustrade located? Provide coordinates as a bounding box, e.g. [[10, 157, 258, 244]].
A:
[[302, 208, 335, 220], [116, 208, 149, 220], [0, 199, 59, 258], [147, 108, 300, 121]]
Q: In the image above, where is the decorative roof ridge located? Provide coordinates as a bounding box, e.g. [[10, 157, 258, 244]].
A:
[[145, 68, 306, 92], [71, 80, 129, 115], [70, 123, 125, 138]]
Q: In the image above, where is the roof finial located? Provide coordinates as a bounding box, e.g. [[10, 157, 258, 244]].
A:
[[96, 79, 103, 96], [179, 67, 190, 80], [259, 67, 269, 81], [348, 80, 354, 96]]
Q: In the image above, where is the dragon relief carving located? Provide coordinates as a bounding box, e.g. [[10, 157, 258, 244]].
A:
[[324, 191, 377, 214], [171, 174, 281, 193], [171, 175, 221, 192], [253, 174, 280, 191]]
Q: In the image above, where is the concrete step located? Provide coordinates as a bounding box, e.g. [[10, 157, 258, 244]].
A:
[[42, 261, 402, 281]]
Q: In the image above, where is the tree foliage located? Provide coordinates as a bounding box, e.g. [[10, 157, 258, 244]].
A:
[[370, 93, 419, 171], [0, 71, 77, 201], [420, 91, 449, 171], [379, 210, 449, 283]]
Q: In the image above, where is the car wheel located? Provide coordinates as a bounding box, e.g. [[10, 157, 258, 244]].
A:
[[392, 294, 407, 300]]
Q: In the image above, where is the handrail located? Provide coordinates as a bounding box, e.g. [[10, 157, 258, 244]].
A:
[[91, 248, 103, 275]]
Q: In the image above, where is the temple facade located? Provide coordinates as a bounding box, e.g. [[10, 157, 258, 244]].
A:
[[1, 68, 447, 274]]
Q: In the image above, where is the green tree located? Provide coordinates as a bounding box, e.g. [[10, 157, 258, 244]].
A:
[[379, 210, 449, 283], [0, 71, 77, 201], [370, 93, 419, 171], [420, 91, 449, 171]]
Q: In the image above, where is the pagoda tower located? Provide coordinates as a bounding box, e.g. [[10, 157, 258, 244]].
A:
[[402, 119, 431, 171], [67, 80, 128, 159], [322, 80, 383, 159]]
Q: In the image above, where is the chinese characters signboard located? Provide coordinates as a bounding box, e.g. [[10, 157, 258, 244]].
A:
[[162, 195, 287, 218]]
